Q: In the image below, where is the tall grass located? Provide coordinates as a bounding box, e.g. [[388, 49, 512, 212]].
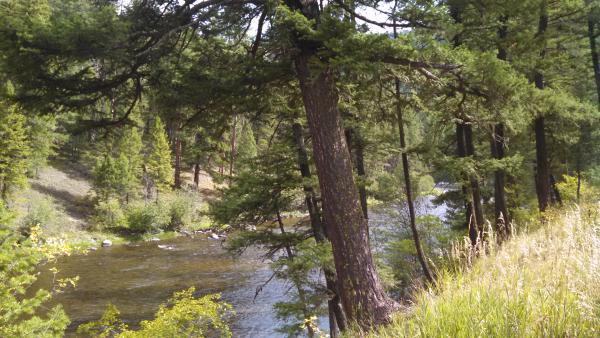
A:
[[370, 206, 600, 337]]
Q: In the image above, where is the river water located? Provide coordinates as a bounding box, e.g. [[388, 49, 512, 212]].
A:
[[35, 236, 293, 337], [35, 194, 449, 337]]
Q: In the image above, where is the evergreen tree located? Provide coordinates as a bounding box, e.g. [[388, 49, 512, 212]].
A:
[[0, 94, 30, 202], [26, 115, 57, 178], [147, 117, 173, 196], [118, 127, 144, 200]]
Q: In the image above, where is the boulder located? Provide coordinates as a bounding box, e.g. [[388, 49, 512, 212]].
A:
[[101, 240, 112, 247]]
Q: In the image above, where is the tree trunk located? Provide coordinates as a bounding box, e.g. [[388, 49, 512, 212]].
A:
[[355, 135, 369, 220], [491, 19, 511, 239], [534, 116, 551, 211], [491, 123, 510, 238], [587, 0, 600, 105], [292, 121, 347, 335], [456, 123, 477, 245], [294, 52, 396, 328], [193, 163, 200, 188], [346, 127, 369, 221], [464, 124, 485, 240], [193, 133, 202, 189], [229, 116, 237, 184], [449, 2, 482, 244], [395, 79, 435, 284], [174, 135, 183, 189], [534, 0, 552, 212]]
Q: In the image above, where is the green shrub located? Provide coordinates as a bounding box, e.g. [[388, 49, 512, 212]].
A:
[[93, 198, 127, 231], [78, 288, 233, 338], [123, 203, 157, 234], [165, 194, 193, 231], [123, 202, 169, 234], [0, 227, 70, 337], [20, 195, 58, 235], [556, 174, 580, 204]]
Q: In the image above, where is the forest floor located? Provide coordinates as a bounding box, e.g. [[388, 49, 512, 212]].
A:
[[365, 206, 600, 337], [10, 161, 217, 247]]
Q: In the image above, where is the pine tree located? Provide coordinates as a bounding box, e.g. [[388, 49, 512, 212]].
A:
[[118, 127, 144, 201], [147, 117, 173, 196], [92, 155, 120, 201], [26, 115, 57, 178], [236, 120, 257, 164], [0, 90, 30, 202]]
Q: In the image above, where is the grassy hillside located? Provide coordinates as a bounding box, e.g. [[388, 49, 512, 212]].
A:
[[368, 207, 600, 337], [8, 161, 217, 246]]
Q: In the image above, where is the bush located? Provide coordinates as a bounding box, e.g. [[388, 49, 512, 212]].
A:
[[124, 202, 169, 234], [165, 193, 193, 231], [20, 195, 59, 235], [93, 198, 127, 231], [78, 288, 233, 338], [0, 227, 70, 337]]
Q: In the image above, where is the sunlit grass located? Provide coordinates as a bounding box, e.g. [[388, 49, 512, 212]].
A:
[[370, 205, 600, 337]]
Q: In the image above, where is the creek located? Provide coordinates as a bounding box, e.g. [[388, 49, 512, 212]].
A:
[[34, 192, 449, 337]]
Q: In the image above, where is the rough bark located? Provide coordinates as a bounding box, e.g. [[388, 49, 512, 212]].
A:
[[394, 79, 435, 284], [587, 0, 600, 105], [229, 116, 237, 184], [193, 133, 202, 189], [492, 20, 511, 239], [534, 1, 552, 212], [355, 135, 369, 220], [450, 1, 483, 244], [491, 124, 510, 238], [344, 127, 369, 219], [174, 135, 183, 189], [292, 121, 347, 334], [534, 116, 551, 211], [294, 52, 396, 328], [456, 123, 477, 245], [464, 124, 485, 239]]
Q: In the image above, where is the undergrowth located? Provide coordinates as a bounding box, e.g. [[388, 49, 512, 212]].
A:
[[368, 205, 600, 337]]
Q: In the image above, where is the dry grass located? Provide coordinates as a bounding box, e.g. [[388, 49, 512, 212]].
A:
[[368, 205, 600, 337]]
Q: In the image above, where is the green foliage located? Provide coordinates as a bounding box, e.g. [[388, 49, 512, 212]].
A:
[[0, 97, 30, 201], [94, 195, 195, 234], [123, 201, 169, 234], [26, 115, 58, 177], [20, 195, 59, 236], [165, 193, 193, 231], [0, 226, 69, 337], [555, 175, 580, 204], [93, 198, 127, 231], [370, 209, 600, 337], [77, 304, 127, 338], [118, 127, 144, 180], [79, 288, 233, 338], [236, 120, 258, 164], [147, 117, 173, 193]]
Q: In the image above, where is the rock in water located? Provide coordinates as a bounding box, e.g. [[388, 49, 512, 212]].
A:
[[209, 233, 220, 240], [149, 237, 160, 242], [101, 240, 112, 247]]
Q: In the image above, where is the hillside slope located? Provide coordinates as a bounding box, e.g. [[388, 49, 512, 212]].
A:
[[370, 207, 600, 337]]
